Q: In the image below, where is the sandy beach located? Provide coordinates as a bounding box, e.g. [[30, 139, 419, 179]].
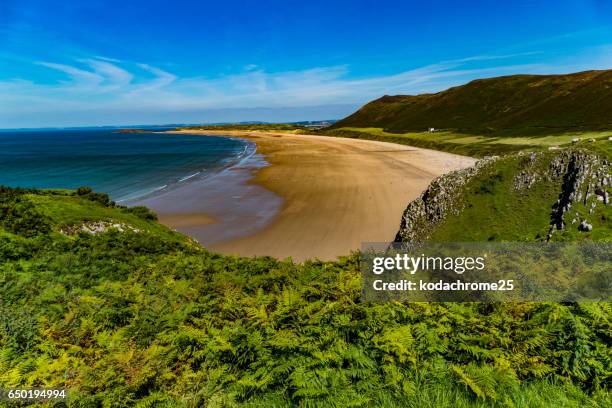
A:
[[142, 130, 476, 262]]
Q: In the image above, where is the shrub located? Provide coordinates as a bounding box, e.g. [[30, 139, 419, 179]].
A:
[[0, 190, 51, 237], [76, 186, 113, 207], [122, 205, 158, 221], [76, 186, 93, 195]]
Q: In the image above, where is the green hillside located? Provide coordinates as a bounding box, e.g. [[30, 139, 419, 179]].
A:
[[395, 147, 611, 244], [1, 187, 610, 407], [331, 70, 612, 136]]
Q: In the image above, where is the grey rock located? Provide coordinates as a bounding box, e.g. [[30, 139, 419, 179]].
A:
[[579, 220, 593, 232]]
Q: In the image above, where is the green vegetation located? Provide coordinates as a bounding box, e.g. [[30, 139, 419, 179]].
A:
[[329, 70, 612, 136], [321, 70, 612, 155], [427, 152, 612, 242], [0, 187, 610, 407], [174, 121, 335, 134], [177, 123, 310, 133], [320, 127, 612, 158]]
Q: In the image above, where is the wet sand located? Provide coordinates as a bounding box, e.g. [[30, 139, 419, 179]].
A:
[[129, 147, 282, 247], [155, 130, 476, 262]]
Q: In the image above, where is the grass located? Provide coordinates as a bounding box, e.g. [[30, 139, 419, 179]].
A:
[[25, 192, 191, 244], [430, 155, 560, 242], [320, 127, 612, 158], [399, 379, 608, 408], [489, 131, 612, 146], [422, 151, 612, 242]]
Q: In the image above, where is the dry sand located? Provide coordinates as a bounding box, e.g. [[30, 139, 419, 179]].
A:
[[164, 130, 476, 262]]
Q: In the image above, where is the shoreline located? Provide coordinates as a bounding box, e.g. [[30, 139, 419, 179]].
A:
[[144, 130, 476, 262], [127, 141, 283, 247], [119, 135, 256, 204]]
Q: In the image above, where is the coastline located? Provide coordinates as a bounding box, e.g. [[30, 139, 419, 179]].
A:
[[119, 134, 256, 203], [127, 142, 283, 247], [146, 130, 476, 261]]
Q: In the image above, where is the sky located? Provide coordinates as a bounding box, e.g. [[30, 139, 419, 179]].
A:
[[1, 0, 612, 128]]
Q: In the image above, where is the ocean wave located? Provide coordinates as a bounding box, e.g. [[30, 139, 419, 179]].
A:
[[124, 138, 260, 204], [179, 172, 201, 182]]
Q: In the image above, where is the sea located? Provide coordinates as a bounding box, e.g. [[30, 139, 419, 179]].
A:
[[0, 128, 255, 202]]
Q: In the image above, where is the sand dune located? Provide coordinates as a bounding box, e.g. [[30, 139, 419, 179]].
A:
[[162, 130, 475, 262]]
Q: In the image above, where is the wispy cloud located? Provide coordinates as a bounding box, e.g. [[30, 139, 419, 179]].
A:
[[92, 56, 123, 63], [136, 63, 177, 88], [35, 61, 103, 85], [81, 59, 133, 89], [35, 58, 135, 91]]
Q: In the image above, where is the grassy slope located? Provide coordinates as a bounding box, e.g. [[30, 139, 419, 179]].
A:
[[321, 127, 612, 158], [25, 193, 181, 242], [320, 69, 612, 157], [1, 189, 610, 407], [330, 70, 612, 136], [427, 150, 612, 242]]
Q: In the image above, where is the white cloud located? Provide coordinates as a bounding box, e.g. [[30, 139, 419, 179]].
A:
[[134, 63, 177, 90], [92, 56, 123, 63], [82, 59, 134, 89], [35, 61, 103, 86]]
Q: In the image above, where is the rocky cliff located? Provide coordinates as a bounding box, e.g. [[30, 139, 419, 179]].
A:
[[394, 149, 611, 244], [393, 157, 498, 244]]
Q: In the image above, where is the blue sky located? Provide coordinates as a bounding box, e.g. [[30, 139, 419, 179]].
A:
[[1, 0, 611, 128]]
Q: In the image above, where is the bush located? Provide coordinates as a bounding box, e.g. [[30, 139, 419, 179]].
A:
[[76, 186, 113, 207], [76, 186, 93, 195], [0, 234, 32, 260], [475, 172, 504, 194], [0, 306, 39, 352], [0, 190, 51, 237], [122, 205, 158, 221]]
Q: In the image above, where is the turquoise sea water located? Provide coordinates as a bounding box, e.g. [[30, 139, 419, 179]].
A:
[[0, 129, 253, 201]]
